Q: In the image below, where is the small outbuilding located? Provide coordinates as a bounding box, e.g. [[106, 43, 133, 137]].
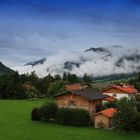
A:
[[94, 108, 116, 129]]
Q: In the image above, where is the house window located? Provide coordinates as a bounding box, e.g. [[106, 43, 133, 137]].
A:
[[68, 100, 75, 106]]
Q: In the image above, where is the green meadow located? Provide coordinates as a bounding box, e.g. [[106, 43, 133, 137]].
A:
[[0, 99, 140, 140]]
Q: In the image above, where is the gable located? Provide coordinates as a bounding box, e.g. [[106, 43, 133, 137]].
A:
[[55, 92, 87, 102], [55, 92, 90, 109]]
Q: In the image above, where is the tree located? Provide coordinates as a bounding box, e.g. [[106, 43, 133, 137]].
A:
[[67, 73, 79, 84], [54, 74, 61, 81], [47, 80, 66, 97], [83, 73, 92, 83], [63, 72, 67, 81], [114, 97, 140, 131], [138, 72, 140, 82], [0, 73, 27, 99]]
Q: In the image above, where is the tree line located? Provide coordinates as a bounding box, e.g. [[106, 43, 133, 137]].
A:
[[0, 71, 93, 99]]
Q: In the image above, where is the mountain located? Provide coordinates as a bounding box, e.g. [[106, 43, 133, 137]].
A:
[[94, 73, 137, 82], [0, 61, 14, 74], [115, 54, 140, 70], [64, 61, 80, 70], [24, 58, 47, 66], [85, 47, 111, 55], [14, 46, 140, 79]]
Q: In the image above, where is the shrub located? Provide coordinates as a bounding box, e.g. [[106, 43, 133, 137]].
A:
[[56, 108, 91, 126], [31, 107, 41, 121], [38, 102, 58, 122]]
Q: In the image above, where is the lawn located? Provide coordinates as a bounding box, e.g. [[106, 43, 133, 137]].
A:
[[0, 99, 140, 140]]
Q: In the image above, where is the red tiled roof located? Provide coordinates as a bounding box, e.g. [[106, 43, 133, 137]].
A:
[[102, 84, 137, 94], [112, 85, 137, 94], [65, 84, 88, 91], [96, 108, 117, 118]]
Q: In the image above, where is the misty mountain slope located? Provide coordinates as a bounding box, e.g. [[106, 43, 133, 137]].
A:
[[85, 47, 112, 56], [24, 58, 47, 66], [13, 46, 140, 78], [0, 61, 14, 74]]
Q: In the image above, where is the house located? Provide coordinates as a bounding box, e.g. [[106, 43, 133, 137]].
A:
[[22, 83, 37, 98], [92, 82, 114, 91], [102, 83, 138, 100], [22, 83, 36, 91], [65, 83, 88, 91], [54, 88, 109, 119], [94, 108, 117, 129]]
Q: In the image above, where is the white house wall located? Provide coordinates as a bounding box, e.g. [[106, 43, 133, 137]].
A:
[[103, 93, 130, 100]]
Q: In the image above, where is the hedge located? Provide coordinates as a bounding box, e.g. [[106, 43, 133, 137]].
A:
[[38, 102, 58, 122], [56, 108, 91, 126], [31, 107, 41, 121]]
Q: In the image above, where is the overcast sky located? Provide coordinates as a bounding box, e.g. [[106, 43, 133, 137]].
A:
[[0, 0, 140, 67]]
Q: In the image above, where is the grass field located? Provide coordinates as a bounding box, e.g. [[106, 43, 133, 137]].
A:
[[0, 99, 140, 140]]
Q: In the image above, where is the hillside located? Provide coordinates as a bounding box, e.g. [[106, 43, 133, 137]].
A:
[[0, 61, 14, 74]]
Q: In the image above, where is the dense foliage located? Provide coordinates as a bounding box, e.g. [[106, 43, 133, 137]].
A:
[[0, 73, 27, 99], [114, 97, 140, 131], [47, 80, 66, 97], [31, 103, 91, 126], [0, 71, 93, 99], [38, 102, 58, 122], [127, 72, 140, 91], [31, 107, 41, 121], [56, 108, 91, 126]]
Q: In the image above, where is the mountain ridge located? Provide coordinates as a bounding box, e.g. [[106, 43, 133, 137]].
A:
[[0, 61, 14, 74], [14, 46, 140, 79]]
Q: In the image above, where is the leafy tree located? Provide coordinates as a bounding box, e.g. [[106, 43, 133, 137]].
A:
[[114, 97, 140, 131], [47, 80, 66, 97], [0, 73, 27, 99]]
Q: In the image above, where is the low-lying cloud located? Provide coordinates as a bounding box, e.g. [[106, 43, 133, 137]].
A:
[[14, 46, 140, 78]]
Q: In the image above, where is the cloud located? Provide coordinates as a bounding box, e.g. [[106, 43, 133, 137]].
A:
[[0, 0, 140, 67], [14, 46, 140, 77]]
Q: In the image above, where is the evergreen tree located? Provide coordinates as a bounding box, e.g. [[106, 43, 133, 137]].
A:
[[83, 73, 92, 83]]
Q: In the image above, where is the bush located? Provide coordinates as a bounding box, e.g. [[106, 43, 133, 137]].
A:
[[38, 102, 58, 122], [56, 108, 91, 126], [31, 107, 41, 121]]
